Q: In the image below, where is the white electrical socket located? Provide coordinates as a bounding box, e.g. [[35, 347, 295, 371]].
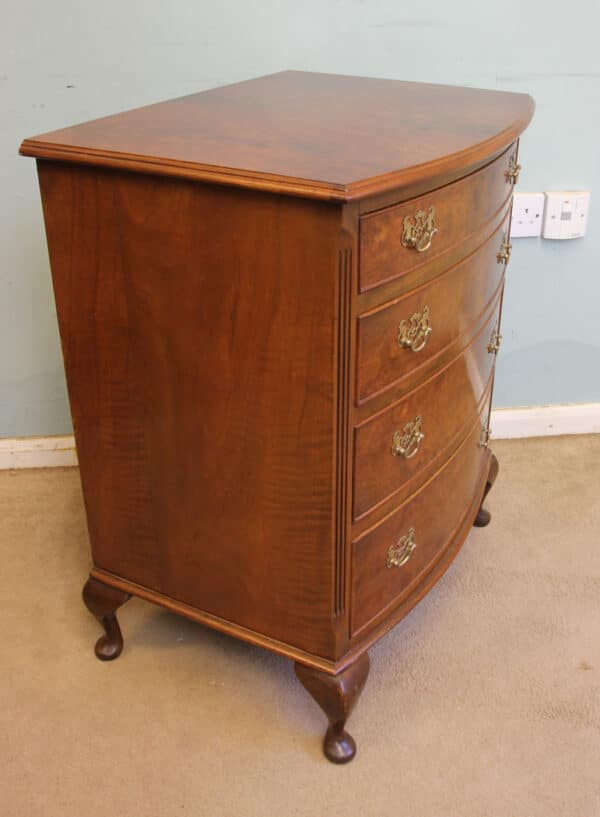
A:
[[543, 191, 590, 239], [510, 192, 545, 238]]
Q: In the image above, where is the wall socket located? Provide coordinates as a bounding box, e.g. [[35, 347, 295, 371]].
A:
[[542, 191, 590, 239], [511, 190, 591, 239], [510, 192, 545, 238]]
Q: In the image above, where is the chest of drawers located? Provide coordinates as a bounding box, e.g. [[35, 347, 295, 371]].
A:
[[20, 71, 533, 763]]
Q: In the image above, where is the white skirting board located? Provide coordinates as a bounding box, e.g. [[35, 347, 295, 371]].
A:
[[0, 435, 78, 470], [0, 403, 599, 469], [490, 402, 600, 440]]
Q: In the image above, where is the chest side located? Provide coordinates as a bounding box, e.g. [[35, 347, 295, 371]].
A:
[[38, 160, 344, 657]]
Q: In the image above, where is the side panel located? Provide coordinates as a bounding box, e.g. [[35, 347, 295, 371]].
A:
[[38, 162, 341, 657]]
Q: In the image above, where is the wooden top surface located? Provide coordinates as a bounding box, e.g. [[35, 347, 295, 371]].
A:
[[20, 71, 534, 201]]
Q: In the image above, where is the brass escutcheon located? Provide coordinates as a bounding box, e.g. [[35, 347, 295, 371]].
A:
[[398, 305, 432, 352], [505, 155, 521, 185], [387, 527, 417, 569], [497, 235, 512, 265], [392, 416, 424, 459], [487, 328, 502, 355], [401, 205, 437, 252]]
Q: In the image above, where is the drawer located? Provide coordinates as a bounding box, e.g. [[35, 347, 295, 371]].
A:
[[359, 145, 517, 292], [353, 296, 500, 520], [351, 411, 489, 636], [356, 212, 508, 404]]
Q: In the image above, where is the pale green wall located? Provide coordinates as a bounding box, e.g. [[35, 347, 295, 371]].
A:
[[2, 0, 599, 436]]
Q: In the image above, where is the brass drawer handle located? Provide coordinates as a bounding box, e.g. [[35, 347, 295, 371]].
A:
[[497, 235, 512, 265], [505, 155, 521, 185], [397, 305, 432, 352], [480, 425, 491, 448], [387, 527, 417, 568], [401, 205, 437, 252], [392, 416, 424, 459], [487, 327, 502, 355]]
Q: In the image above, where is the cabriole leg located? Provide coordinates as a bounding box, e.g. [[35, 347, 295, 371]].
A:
[[474, 452, 499, 528], [295, 652, 370, 764], [82, 576, 131, 661]]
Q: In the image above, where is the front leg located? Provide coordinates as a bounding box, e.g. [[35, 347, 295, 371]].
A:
[[82, 576, 131, 661], [474, 452, 499, 527], [295, 652, 370, 764]]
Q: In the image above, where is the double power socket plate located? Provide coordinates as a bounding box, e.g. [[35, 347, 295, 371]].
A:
[[510, 191, 590, 239]]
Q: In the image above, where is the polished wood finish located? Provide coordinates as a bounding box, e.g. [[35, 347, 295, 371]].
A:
[[351, 413, 489, 636], [353, 298, 500, 520], [474, 453, 500, 527], [21, 71, 533, 202], [295, 652, 370, 763], [356, 213, 509, 404], [22, 72, 532, 763], [82, 576, 131, 660], [38, 162, 342, 659], [359, 148, 515, 291]]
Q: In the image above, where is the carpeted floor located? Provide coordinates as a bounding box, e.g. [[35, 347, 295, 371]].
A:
[[2, 435, 599, 817]]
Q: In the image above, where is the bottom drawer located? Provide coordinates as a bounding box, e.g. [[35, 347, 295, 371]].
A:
[[351, 410, 490, 636]]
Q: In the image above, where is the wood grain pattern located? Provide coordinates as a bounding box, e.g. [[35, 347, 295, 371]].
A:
[[355, 188, 511, 320], [353, 296, 501, 520], [356, 212, 509, 404], [39, 160, 344, 658], [89, 449, 489, 678], [359, 147, 515, 291], [339, 448, 493, 670], [334, 248, 353, 618], [351, 407, 491, 636], [24, 74, 533, 761], [21, 71, 533, 202]]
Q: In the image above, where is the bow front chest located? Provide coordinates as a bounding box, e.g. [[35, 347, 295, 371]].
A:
[[20, 71, 533, 763]]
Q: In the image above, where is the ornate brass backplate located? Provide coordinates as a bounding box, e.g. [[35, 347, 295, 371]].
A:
[[387, 527, 417, 569], [401, 205, 437, 252], [397, 305, 432, 352], [392, 416, 425, 459]]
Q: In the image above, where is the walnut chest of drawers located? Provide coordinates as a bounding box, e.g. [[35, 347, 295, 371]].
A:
[[20, 71, 533, 763]]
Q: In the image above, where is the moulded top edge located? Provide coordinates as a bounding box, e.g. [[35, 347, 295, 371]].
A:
[[19, 71, 535, 202]]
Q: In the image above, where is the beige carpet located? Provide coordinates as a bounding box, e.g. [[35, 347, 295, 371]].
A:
[[2, 435, 599, 817]]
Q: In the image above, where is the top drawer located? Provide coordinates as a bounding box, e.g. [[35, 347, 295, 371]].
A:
[[356, 213, 508, 405], [359, 146, 518, 292]]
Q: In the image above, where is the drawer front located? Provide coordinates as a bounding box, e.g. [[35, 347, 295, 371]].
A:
[[353, 297, 500, 520], [359, 145, 516, 292], [351, 411, 489, 636], [357, 213, 508, 404]]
